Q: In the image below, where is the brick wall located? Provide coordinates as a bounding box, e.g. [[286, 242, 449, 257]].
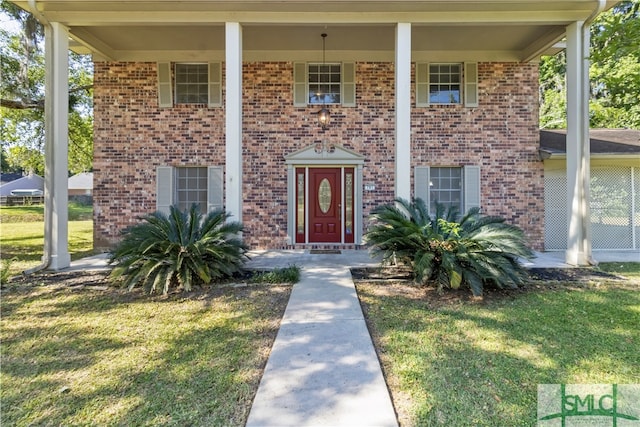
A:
[[411, 62, 544, 248], [93, 60, 544, 250]]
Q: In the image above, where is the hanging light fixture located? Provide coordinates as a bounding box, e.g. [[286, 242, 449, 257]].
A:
[[317, 33, 330, 131]]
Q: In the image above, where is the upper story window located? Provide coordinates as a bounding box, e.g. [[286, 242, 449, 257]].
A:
[[308, 63, 342, 104], [293, 62, 356, 107], [175, 64, 209, 104], [416, 62, 478, 107], [428, 63, 461, 104], [157, 62, 221, 108]]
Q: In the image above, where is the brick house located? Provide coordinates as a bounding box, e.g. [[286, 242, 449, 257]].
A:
[[12, 0, 619, 269]]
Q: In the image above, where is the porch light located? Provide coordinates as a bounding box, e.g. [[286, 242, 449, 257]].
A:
[[317, 33, 330, 131], [317, 107, 330, 130]]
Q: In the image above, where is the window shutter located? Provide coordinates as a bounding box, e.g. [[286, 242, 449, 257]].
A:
[[207, 166, 223, 213], [157, 62, 173, 108], [208, 62, 222, 108], [414, 166, 430, 208], [416, 63, 429, 107], [464, 62, 478, 107], [464, 165, 481, 213], [293, 62, 308, 107], [156, 166, 174, 215], [341, 62, 356, 107]]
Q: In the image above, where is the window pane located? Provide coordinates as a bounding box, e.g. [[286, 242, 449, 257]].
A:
[[175, 63, 208, 104], [427, 63, 462, 105], [308, 63, 342, 105], [175, 167, 207, 214], [429, 167, 463, 213]]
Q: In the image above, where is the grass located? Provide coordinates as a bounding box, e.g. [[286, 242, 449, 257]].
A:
[[0, 202, 93, 222], [0, 203, 95, 275], [1, 281, 292, 426], [599, 261, 640, 278], [357, 275, 640, 426]]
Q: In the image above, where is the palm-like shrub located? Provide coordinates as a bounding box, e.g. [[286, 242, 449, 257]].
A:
[[365, 198, 534, 296], [109, 204, 248, 295]]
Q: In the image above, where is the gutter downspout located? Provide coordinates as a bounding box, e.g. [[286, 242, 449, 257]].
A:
[[582, 0, 606, 266], [23, 0, 52, 274]]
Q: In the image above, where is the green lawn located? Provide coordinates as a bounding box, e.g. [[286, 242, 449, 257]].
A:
[[1, 282, 292, 426], [357, 276, 640, 426], [0, 203, 95, 275]]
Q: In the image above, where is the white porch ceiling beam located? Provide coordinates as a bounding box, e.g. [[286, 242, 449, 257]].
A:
[[520, 28, 566, 62], [68, 28, 116, 60], [35, 10, 594, 26]]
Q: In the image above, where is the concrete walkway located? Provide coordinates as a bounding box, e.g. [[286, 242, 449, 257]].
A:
[[245, 261, 397, 427]]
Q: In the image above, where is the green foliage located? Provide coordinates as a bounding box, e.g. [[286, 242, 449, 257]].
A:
[[0, 257, 16, 285], [540, 0, 640, 129], [1, 9, 94, 175], [365, 198, 534, 296], [250, 266, 300, 284], [109, 205, 249, 295]]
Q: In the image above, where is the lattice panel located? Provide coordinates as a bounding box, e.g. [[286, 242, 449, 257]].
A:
[[544, 166, 638, 250], [591, 167, 633, 249], [635, 168, 640, 249], [544, 170, 567, 250]]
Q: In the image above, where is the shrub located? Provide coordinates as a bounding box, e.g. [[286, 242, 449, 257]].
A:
[[109, 205, 248, 294], [250, 265, 300, 284], [0, 258, 16, 286], [365, 198, 534, 296]]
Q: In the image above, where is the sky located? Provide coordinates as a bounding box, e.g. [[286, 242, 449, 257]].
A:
[[0, 11, 21, 33]]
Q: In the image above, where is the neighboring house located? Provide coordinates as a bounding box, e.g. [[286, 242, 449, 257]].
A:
[[0, 173, 24, 185], [541, 129, 640, 251], [68, 172, 93, 197], [0, 173, 44, 197], [11, 0, 623, 266]]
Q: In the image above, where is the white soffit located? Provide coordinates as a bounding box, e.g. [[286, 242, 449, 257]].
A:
[[15, 0, 620, 61]]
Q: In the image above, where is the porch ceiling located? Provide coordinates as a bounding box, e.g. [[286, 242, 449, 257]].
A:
[[15, 0, 620, 62]]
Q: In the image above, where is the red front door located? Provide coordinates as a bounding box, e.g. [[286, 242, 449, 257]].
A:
[[309, 168, 341, 243]]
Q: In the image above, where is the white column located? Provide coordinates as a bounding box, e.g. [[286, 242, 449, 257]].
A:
[[565, 21, 592, 266], [395, 23, 412, 201], [44, 22, 70, 270], [225, 22, 243, 222]]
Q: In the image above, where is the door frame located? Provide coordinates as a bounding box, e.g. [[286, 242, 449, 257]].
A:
[[285, 144, 365, 245], [297, 166, 356, 244]]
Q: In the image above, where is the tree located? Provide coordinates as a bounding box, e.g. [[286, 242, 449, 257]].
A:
[[0, 1, 94, 175], [540, 0, 640, 129]]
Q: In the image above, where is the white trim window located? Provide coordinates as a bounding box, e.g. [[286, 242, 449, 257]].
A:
[[156, 166, 223, 215], [415, 165, 481, 214], [429, 166, 463, 212], [175, 64, 209, 104], [293, 62, 356, 107], [429, 63, 461, 104], [157, 62, 222, 108], [308, 63, 342, 104], [416, 62, 478, 107]]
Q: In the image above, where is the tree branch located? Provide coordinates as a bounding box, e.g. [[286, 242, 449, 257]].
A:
[[1, 98, 44, 110], [0, 85, 92, 111]]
